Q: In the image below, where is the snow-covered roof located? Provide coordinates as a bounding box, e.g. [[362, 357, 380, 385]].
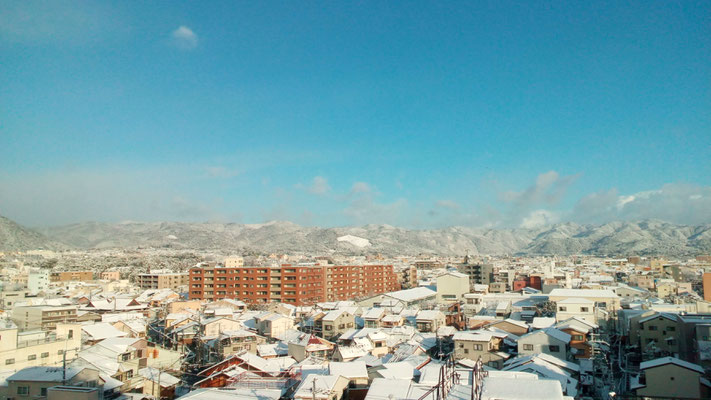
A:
[[82, 323, 128, 341], [453, 331, 495, 342], [520, 327, 571, 344], [138, 367, 180, 387], [415, 310, 444, 321], [640, 356, 704, 374], [362, 308, 385, 320], [385, 287, 436, 302], [531, 317, 556, 329], [8, 366, 85, 382], [322, 309, 350, 321], [479, 374, 566, 400], [548, 288, 616, 298], [329, 361, 367, 379]]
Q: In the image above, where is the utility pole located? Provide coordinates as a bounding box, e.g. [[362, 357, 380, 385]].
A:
[[312, 376, 317, 400], [62, 350, 67, 385]]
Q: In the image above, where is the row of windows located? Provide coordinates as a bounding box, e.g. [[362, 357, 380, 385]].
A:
[[5, 351, 55, 364]]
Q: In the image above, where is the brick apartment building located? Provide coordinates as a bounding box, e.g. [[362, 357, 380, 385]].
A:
[[188, 264, 401, 305]]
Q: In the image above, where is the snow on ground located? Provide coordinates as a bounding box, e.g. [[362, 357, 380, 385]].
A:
[[337, 235, 371, 248]]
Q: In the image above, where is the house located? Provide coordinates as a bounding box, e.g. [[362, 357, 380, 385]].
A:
[[138, 367, 180, 399], [82, 323, 128, 345], [381, 314, 404, 328], [517, 328, 571, 361], [486, 319, 529, 336], [202, 317, 244, 338], [293, 374, 350, 400], [329, 361, 369, 386], [554, 298, 596, 325], [316, 310, 355, 340], [548, 288, 620, 322], [112, 319, 147, 338], [287, 333, 334, 362], [361, 308, 386, 328], [452, 331, 509, 368], [637, 312, 679, 357], [207, 330, 265, 360], [503, 354, 580, 397], [71, 337, 147, 390], [255, 312, 294, 339], [415, 310, 446, 333], [555, 317, 597, 359], [4, 366, 103, 400], [436, 272, 470, 303], [634, 357, 710, 399]]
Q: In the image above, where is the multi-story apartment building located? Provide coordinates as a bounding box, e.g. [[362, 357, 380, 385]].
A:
[[0, 320, 81, 370], [136, 269, 188, 290], [27, 268, 50, 294], [188, 264, 400, 305], [11, 305, 78, 331], [101, 270, 121, 281], [50, 271, 94, 282], [458, 263, 495, 288]]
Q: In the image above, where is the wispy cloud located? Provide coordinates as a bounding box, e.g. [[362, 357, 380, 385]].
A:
[[171, 25, 198, 50], [205, 166, 239, 179], [436, 200, 460, 210], [0, 1, 123, 45]]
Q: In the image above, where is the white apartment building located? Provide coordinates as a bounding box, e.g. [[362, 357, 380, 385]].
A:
[[0, 320, 81, 371]]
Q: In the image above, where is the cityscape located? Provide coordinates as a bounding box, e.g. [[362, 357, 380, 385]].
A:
[[1, 2, 710, 400]]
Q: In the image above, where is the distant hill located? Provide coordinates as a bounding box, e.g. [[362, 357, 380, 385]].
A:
[[25, 217, 711, 257], [0, 215, 69, 252]]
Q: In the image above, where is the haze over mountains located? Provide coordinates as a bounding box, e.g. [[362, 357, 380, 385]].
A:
[[1, 214, 710, 257]]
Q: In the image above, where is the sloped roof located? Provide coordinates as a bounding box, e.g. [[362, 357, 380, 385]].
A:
[[640, 356, 704, 374]]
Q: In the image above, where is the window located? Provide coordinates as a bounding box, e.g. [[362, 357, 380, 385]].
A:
[[464, 348, 469, 354], [548, 345, 560, 352], [473, 344, 483, 351], [572, 335, 584, 341], [28, 354, 37, 360], [5, 358, 15, 365], [558, 307, 567, 312], [523, 344, 534, 351], [580, 307, 589, 312], [41, 352, 49, 358], [648, 326, 658, 331], [68, 330, 74, 339], [58, 350, 64, 355], [18, 386, 29, 395], [41, 388, 48, 396]]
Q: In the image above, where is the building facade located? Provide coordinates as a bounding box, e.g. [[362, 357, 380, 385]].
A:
[[188, 264, 400, 305], [136, 270, 188, 290]]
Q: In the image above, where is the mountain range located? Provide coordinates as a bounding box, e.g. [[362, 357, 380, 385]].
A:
[[1, 215, 710, 256]]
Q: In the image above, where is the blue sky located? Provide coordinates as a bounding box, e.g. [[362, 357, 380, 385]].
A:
[[1, 1, 710, 228]]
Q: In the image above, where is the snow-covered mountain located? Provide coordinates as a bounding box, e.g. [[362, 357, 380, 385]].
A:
[[7, 217, 704, 256]]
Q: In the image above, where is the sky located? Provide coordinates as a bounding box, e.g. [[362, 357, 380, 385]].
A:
[[1, 1, 710, 229]]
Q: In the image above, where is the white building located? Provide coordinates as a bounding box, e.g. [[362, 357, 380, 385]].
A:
[[27, 269, 50, 294], [436, 272, 470, 303]]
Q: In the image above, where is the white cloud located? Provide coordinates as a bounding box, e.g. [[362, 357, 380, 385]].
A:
[[171, 25, 198, 49], [351, 182, 372, 194], [572, 183, 711, 225], [308, 176, 331, 195], [520, 209, 559, 229], [436, 200, 460, 210], [205, 166, 239, 178]]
